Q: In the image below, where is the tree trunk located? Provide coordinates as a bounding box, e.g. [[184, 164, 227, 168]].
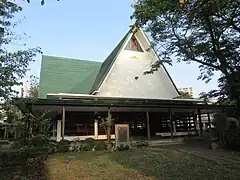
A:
[[106, 127, 111, 143], [4, 127, 7, 139]]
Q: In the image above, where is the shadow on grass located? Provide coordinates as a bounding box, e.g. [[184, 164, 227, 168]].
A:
[[108, 148, 240, 180], [0, 161, 48, 180]]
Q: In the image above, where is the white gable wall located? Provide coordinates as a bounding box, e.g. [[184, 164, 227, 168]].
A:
[[97, 28, 179, 99]]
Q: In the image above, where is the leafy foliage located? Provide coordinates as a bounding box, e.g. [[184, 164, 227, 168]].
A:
[[135, 140, 149, 148], [132, 0, 240, 104], [1, 134, 54, 167], [94, 141, 106, 151], [27, 0, 60, 6], [27, 75, 39, 99], [212, 112, 240, 150], [0, 0, 41, 100], [116, 144, 129, 151], [174, 91, 193, 99], [57, 139, 71, 153], [0, 102, 24, 139]]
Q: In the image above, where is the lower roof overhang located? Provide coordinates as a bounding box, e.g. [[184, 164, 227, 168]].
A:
[[13, 96, 237, 114]]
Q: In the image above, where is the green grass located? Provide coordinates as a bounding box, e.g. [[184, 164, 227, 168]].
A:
[[46, 148, 240, 180]]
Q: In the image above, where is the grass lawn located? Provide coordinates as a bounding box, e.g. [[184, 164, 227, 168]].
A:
[[45, 147, 239, 180]]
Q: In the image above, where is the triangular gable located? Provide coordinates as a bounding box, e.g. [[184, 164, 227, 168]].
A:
[[90, 27, 133, 94], [137, 27, 180, 96], [125, 35, 144, 52], [90, 25, 180, 97]]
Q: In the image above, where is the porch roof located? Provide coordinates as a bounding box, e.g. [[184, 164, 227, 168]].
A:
[[19, 95, 235, 111]]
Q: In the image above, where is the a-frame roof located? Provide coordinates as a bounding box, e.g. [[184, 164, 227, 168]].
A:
[[38, 26, 180, 98], [90, 25, 180, 95], [90, 27, 133, 94]]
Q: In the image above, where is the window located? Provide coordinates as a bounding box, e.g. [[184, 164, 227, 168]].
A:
[[125, 36, 143, 52]]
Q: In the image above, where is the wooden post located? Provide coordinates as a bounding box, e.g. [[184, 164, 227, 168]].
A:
[[169, 109, 173, 140], [146, 110, 150, 140], [4, 126, 7, 139], [197, 109, 203, 134], [94, 119, 98, 140], [57, 120, 62, 141], [207, 113, 211, 128], [61, 106, 65, 140], [193, 113, 197, 134]]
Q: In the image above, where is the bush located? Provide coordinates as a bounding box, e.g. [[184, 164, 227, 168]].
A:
[[28, 134, 50, 147], [83, 138, 96, 143], [116, 144, 129, 151], [0, 146, 49, 167], [57, 139, 70, 153], [94, 141, 106, 150], [224, 127, 240, 151], [69, 140, 83, 152], [135, 140, 149, 148], [82, 138, 97, 151], [11, 134, 56, 154]]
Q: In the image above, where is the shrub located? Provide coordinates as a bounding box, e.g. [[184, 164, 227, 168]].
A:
[[48, 140, 58, 154], [135, 140, 149, 148], [94, 141, 106, 150], [57, 139, 70, 153], [28, 134, 50, 147], [116, 144, 129, 151], [82, 138, 97, 151], [69, 141, 83, 152], [11, 134, 56, 154], [0, 146, 49, 167], [224, 127, 240, 151], [83, 138, 96, 143]]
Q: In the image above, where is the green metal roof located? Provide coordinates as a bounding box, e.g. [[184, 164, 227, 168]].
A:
[[38, 55, 102, 98], [38, 26, 180, 98], [17, 97, 236, 110], [90, 28, 133, 93]]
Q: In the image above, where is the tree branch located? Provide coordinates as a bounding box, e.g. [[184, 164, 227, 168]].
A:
[[170, 22, 222, 71]]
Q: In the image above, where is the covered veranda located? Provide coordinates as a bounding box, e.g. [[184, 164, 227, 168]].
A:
[[20, 94, 236, 141]]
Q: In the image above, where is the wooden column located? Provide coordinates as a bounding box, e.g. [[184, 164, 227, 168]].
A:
[[4, 126, 7, 139], [197, 108, 203, 134], [146, 110, 151, 140], [207, 113, 211, 128], [61, 106, 65, 140], [94, 119, 98, 140], [193, 113, 197, 134], [57, 120, 62, 141], [169, 108, 173, 140]]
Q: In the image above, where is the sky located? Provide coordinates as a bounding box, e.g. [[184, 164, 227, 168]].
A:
[[12, 0, 219, 97]]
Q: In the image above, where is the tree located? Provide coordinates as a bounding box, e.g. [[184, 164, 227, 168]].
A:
[[0, 101, 24, 139], [26, 0, 60, 6], [0, 0, 41, 100], [132, 0, 240, 105], [27, 75, 39, 99], [174, 91, 193, 99]]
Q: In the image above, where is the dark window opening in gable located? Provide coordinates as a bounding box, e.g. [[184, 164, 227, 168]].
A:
[[125, 36, 144, 52]]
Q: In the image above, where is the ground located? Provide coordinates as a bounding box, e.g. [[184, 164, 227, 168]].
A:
[[45, 147, 239, 180], [1, 145, 240, 179]]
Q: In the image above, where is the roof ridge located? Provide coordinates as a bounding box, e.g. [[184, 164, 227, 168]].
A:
[[42, 55, 101, 63]]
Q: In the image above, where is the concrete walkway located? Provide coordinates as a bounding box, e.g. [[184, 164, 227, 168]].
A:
[[153, 143, 240, 169]]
